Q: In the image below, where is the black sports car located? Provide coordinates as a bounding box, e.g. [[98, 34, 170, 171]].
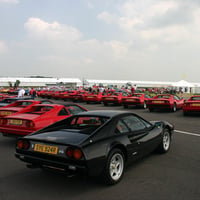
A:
[[15, 110, 174, 185]]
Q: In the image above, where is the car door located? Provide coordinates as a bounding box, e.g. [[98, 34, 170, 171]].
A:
[[120, 114, 160, 158]]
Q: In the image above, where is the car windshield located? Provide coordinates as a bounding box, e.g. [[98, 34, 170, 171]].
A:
[[64, 116, 109, 134], [15, 101, 33, 107], [190, 97, 200, 101]]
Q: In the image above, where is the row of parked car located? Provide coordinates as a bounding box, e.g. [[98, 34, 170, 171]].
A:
[[38, 89, 200, 115], [0, 97, 88, 137]]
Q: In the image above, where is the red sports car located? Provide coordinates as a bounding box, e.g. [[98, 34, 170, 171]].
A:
[[101, 91, 129, 106], [182, 95, 200, 115], [146, 94, 185, 112], [121, 93, 151, 108], [0, 99, 53, 117], [83, 92, 103, 104], [59, 90, 78, 101], [0, 103, 87, 137], [71, 90, 89, 102]]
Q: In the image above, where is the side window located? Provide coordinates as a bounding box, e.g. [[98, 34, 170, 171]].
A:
[[122, 115, 147, 132], [173, 95, 180, 100], [58, 108, 69, 116], [66, 105, 85, 115], [115, 120, 129, 134]]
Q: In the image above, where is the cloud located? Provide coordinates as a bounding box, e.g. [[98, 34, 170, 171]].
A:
[[98, 0, 200, 45], [87, 2, 94, 9], [0, 0, 19, 3], [97, 11, 117, 24], [0, 41, 7, 54], [24, 18, 82, 41]]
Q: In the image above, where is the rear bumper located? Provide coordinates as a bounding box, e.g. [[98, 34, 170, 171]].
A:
[[147, 104, 172, 109], [15, 152, 90, 176], [0, 127, 33, 136], [183, 107, 200, 112], [122, 101, 142, 106]]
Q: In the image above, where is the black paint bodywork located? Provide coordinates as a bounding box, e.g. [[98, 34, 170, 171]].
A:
[[15, 110, 174, 177]]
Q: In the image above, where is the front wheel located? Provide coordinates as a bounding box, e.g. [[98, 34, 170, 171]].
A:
[[102, 149, 125, 185]]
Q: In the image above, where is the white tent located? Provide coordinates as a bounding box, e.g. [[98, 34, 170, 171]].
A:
[[172, 80, 194, 87]]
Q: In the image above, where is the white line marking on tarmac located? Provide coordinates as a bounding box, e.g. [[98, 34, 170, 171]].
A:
[[175, 130, 200, 137]]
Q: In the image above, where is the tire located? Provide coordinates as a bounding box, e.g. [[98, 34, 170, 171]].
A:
[[123, 105, 128, 108], [157, 129, 171, 153], [149, 108, 154, 112], [171, 103, 176, 112], [102, 149, 125, 185], [143, 101, 147, 109], [103, 102, 108, 106]]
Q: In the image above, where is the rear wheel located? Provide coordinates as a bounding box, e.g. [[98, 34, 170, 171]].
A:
[[143, 101, 147, 109], [102, 149, 125, 185], [171, 103, 176, 112], [157, 129, 171, 153], [103, 102, 108, 106], [149, 108, 154, 112]]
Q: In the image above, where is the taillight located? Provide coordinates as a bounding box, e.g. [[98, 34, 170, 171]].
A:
[[26, 120, 35, 128], [0, 118, 7, 125], [16, 140, 30, 150], [66, 147, 73, 158], [73, 149, 83, 160], [66, 147, 83, 160]]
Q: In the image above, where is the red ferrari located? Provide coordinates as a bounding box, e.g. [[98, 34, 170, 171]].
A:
[[83, 92, 103, 104], [0, 99, 53, 117], [71, 90, 89, 102], [0, 103, 87, 137], [121, 93, 151, 108], [182, 95, 200, 115], [146, 94, 185, 112], [59, 90, 78, 101], [101, 91, 129, 106]]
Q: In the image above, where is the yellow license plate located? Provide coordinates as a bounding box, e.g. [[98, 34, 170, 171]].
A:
[[87, 96, 93, 98], [154, 101, 164, 104], [64, 94, 69, 96], [34, 144, 58, 155], [192, 103, 200, 106], [127, 99, 135, 101], [106, 97, 114, 100], [0, 111, 12, 116], [9, 119, 23, 125]]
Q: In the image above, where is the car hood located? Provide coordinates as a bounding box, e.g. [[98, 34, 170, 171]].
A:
[[26, 130, 89, 146]]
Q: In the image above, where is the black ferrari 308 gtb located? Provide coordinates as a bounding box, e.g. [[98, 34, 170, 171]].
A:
[[15, 110, 174, 185]]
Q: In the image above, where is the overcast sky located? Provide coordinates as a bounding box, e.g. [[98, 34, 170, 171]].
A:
[[0, 0, 200, 82]]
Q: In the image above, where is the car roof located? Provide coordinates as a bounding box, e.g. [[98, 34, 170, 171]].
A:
[[76, 110, 133, 117]]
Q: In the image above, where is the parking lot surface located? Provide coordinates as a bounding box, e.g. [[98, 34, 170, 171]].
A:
[[0, 99, 199, 200]]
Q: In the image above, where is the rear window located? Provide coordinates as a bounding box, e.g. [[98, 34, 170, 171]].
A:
[[64, 116, 109, 134], [156, 95, 170, 99], [190, 97, 200, 101], [27, 106, 53, 115]]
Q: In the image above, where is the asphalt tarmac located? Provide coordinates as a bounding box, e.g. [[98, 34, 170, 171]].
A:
[[0, 100, 199, 200]]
